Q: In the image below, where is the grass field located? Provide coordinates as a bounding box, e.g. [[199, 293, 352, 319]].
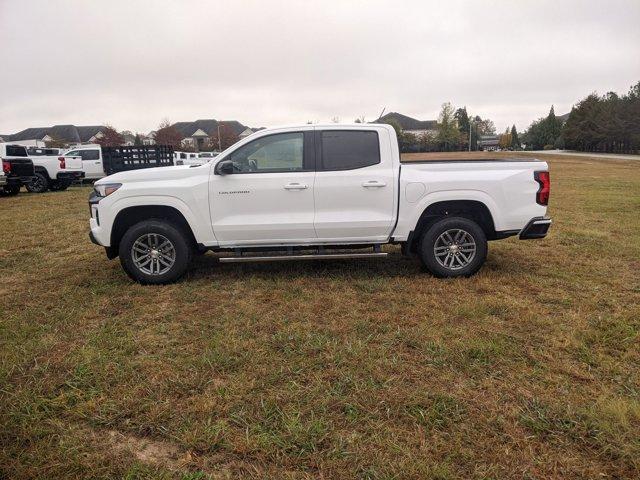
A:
[[1, 153, 639, 479]]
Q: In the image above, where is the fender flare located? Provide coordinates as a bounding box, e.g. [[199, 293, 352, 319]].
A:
[[409, 190, 501, 230], [108, 195, 210, 245]]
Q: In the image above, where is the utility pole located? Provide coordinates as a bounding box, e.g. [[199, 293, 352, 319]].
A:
[[217, 124, 222, 152]]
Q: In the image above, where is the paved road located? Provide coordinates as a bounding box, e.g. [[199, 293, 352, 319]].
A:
[[528, 150, 640, 161]]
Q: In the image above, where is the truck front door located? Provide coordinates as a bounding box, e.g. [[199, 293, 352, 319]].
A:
[[209, 130, 317, 245]]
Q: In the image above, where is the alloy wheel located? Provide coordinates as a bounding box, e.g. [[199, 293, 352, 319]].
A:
[[131, 233, 177, 275], [433, 228, 477, 270]]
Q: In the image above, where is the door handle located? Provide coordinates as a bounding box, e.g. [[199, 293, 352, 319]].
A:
[[362, 180, 387, 188], [284, 182, 308, 190]]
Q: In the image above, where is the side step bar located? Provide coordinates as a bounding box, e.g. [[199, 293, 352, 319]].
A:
[[219, 252, 388, 263]]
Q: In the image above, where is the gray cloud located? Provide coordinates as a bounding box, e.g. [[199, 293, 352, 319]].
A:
[[1, 0, 639, 134]]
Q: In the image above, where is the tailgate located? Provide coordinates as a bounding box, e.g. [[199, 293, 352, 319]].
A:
[[64, 155, 83, 171], [8, 158, 35, 177]]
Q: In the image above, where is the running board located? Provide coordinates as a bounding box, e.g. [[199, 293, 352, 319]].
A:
[[219, 252, 388, 263]]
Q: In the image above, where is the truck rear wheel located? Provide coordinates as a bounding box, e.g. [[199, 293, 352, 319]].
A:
[[119, 220, 193, 285], [26, 172, 50, 193], [418, 216, 487, 278]]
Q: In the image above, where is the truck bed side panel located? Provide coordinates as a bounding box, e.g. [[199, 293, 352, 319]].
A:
[[393, 161, 548, 240]]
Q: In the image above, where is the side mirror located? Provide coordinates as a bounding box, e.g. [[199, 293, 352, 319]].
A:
[[215, 159, 234, 175]]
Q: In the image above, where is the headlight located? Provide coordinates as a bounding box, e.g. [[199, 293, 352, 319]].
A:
[[94, 183, 122, 197]]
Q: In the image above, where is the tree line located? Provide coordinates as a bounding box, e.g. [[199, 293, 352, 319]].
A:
[[378, 103, 501, 153], [523, 81, 640, 153]]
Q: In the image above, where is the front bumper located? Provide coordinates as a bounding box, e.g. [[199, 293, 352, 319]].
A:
[[88, 190, 111, 248], [89, 230, 100, 245], [520, 217, 552, 239]]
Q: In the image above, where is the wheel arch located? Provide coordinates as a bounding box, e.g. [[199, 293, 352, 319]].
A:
[[407, 199, 497, 254], [110, 205, 198, 253], [33, 166, 51, 179]]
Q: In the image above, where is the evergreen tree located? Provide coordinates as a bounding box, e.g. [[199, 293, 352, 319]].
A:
[[455, 107, 470, 150], [510, 125, 520, 149], [544, 105, 562, 147]]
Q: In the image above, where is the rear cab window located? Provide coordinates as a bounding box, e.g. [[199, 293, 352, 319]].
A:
[[318, 130, 380, 171], [6, 145, 28, 157]]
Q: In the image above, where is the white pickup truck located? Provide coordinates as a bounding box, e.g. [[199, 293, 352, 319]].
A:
[[62, 144, 104, 180], [25, 146, 84, 192], [88, 124, 552, 284]]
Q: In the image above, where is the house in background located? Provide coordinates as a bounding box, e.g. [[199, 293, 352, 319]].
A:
[[141, 131, 156, 145], [121, 130, 136, 146], [374, 112, 438, 138], [1, 125, 107, 147], [239, 127, 258, 139], [172, 119, 250, 151]]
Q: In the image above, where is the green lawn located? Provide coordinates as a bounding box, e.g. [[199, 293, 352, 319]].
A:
[[1, 155, 639, 479]]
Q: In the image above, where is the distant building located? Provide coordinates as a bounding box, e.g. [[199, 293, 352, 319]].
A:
[[141, 131, 156, 145], [121, 130, 136, 146], [374, 112, 438, 137], [239, 127, 257, 139], [1, 125, 107, 147], [172, 119, 249, 151], [478, 134, 500, 151]]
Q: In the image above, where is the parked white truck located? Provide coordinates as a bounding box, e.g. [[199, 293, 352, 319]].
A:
[[25, 146, 84, 192], [88, 124, 552, 284], [62, 144, 104, 180]]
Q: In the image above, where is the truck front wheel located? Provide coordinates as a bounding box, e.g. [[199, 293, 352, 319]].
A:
[[119, 220, 193, 285], [418, 217, 487, 278], [26, 172, 50, 193]]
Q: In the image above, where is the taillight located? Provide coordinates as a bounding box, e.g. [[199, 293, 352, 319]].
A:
[[2, 160, 10, 174], [58, 156, 66, 169], [534, 171, 550, 206]]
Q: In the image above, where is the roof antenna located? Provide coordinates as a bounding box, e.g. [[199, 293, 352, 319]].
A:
[[378, 107, 386, 120]]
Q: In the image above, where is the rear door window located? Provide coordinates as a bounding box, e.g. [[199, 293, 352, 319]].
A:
[[81, 150, 100, 160], [318, 130, 380, 171]]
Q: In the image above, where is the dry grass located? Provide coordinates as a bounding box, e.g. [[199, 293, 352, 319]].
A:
[[1, 154, 639, 479]]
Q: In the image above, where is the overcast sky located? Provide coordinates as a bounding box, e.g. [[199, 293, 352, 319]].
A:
[[1, 0, 639, 134]]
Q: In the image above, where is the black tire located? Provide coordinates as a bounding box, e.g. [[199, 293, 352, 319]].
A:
[[26, 172, 50, 193], [118, 220, 193, 285], [49, 180, 70, 191], [418, 216, 488, 278], [2, 185, 20, 196]]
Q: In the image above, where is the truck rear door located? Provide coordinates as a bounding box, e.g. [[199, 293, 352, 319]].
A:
[[313, 127, 397, 242]]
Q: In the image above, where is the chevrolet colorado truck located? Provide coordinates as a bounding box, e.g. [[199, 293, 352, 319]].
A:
[[25, 146, 84, 192], [88, 124, 552, 284]]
